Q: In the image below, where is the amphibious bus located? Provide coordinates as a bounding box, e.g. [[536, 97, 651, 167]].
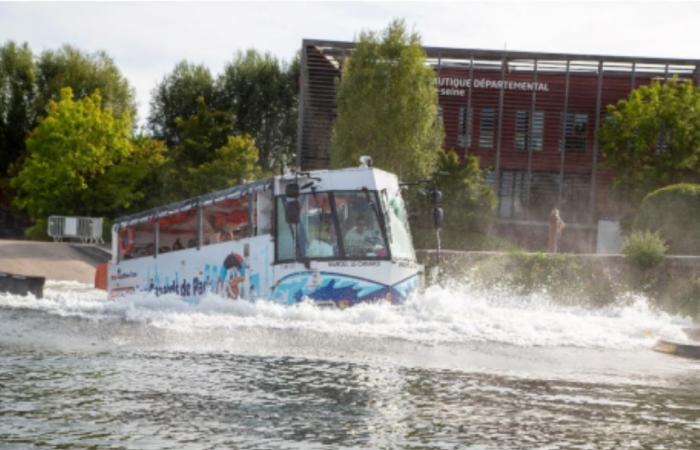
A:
[[106, 163, 423, 306]]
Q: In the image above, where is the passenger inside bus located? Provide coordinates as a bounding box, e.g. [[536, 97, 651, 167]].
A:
[[305, 217, 335, 258]]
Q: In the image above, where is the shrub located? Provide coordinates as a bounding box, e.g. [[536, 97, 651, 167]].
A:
[[507, 251, 581, 296], [622, 230, 667, 270], [634, 183, 700, 255]]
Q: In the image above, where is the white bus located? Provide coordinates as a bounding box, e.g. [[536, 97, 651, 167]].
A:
[[106, 165, 423, 307]]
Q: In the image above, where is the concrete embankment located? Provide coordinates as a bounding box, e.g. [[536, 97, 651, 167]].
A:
[[0, 239, 110, 285]]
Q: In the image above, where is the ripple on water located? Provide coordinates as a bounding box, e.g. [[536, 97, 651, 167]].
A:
[[0, 281, 699, 448]]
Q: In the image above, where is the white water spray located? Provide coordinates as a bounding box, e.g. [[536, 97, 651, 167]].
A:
[[0, 279, 691, 351]]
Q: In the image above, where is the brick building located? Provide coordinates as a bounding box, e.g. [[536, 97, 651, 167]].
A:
[[297, 40, 700, 251]]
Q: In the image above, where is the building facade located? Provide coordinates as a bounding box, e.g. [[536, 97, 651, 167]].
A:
[[297, 40, 700, 251]]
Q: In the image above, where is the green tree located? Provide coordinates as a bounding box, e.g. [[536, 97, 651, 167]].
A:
[[598, 78, 700, 204], [186, 134, 262, 196], [215, 49, 298, 172], [434, 151, 497, 233], [11, 88, 164, 236], [36, 45, 135, 118], [160, 97, 264, 200], [411, 150, 497, 250], [331, 19, 443, 180], [0, 41, 37, 181], [95, 136, 168, 214], [148, 61, 217, 147]]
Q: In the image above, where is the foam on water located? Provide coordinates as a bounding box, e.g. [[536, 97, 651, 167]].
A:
[[0, 279, 692, 351]]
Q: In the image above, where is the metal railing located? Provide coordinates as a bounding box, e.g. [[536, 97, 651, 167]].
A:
[[47, 216, 104, 244]]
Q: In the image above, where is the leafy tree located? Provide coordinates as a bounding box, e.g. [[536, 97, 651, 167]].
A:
[[95, 136, 168, 214], [331, 19, 443, 180], [433, 151, 497, 233], [11, 88, 164, 236], [215, 49, 298, 172], [0, 41, 37, 180], [36, 45, 135, 118], [172, 97, 232, 167], [160, 97, 264, 200], [411, 150, 497, 250], [598, 78, 700, 204], [148, 61, 217, 147], [634, 183, 700, 254], [186, 134, 262, 196]]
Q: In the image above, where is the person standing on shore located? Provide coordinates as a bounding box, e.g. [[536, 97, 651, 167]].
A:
[[547, 208, 566, 253]]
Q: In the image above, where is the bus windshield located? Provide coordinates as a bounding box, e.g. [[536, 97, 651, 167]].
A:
[[276, 190, 390, 261]]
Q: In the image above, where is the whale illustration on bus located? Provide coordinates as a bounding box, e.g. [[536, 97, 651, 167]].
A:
[[104, 160, 427, 306]]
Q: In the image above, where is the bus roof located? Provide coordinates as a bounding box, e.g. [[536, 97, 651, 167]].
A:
[[115, 177, 274, 227], [114, 166, 396, 227]]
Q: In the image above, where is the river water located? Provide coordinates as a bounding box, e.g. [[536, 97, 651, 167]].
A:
[[1, 280, 699, 449]]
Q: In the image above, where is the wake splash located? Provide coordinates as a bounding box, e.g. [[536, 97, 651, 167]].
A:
[[0, 280, 692, 351]]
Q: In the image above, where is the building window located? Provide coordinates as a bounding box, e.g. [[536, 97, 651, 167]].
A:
[[656, 125, 670, 154], [497, 171, 591, 224], [479, 108, 495, 149], [457, 106, 472, 148], [498, 170, 529, 219], [515, 111, 544, 151], [560, 113, 588, 151]]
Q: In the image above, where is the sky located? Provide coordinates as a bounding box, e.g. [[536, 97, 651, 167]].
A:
[[2, 1, 700, 126]]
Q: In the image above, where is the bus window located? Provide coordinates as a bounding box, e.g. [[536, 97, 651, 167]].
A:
[[118, 222, 156, 260], [276, 197, 296, 261], [334, 192, 388, 259], [158, 209, 197, 253], [202, 196, 249, 246], [299, 193, 339, 259], [382, 189, 415, 260], [255, 191, 273, 236]]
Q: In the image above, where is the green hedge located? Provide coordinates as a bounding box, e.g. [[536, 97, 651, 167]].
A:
[[634, 183, 700, 255]]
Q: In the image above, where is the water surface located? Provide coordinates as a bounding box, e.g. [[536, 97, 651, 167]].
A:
[[1, 281, 699, 449]]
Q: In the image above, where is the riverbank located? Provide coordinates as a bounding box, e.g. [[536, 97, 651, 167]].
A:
[[418, 250, 700, 319], [0, 239, 110, 284]]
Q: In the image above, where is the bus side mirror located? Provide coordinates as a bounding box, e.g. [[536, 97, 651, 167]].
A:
[[285, 200, 300, 225], [284, 182, 301, 224], [432, 207, 444, 230]]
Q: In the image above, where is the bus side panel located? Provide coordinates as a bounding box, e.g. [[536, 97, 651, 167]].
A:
[[270, 260, 422, 306], [108, 235, 274, 301]]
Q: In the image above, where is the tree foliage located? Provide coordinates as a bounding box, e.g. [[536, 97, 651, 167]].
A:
[[331, 19, 443, 180], [0, 40, 136, 193], [148, 61, 216, 147], [160, 97, 262, 201], [36, 44, 135, 118], [186, 134, 262, 196], [634, 183, 700, 254], [215, 49, 298, 172], [0, 41, 37, 180], [598, 78, 700, 203], [172, 97, 233, 168], [411, 150, 497, 250], [11, 88, 165, 235], [433, 150, 497, 233]]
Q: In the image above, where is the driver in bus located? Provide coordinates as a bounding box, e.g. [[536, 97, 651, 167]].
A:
[[344, 216, 381, 257]]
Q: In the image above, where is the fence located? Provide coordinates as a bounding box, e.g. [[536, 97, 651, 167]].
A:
[[47, 216, 104, 244]]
